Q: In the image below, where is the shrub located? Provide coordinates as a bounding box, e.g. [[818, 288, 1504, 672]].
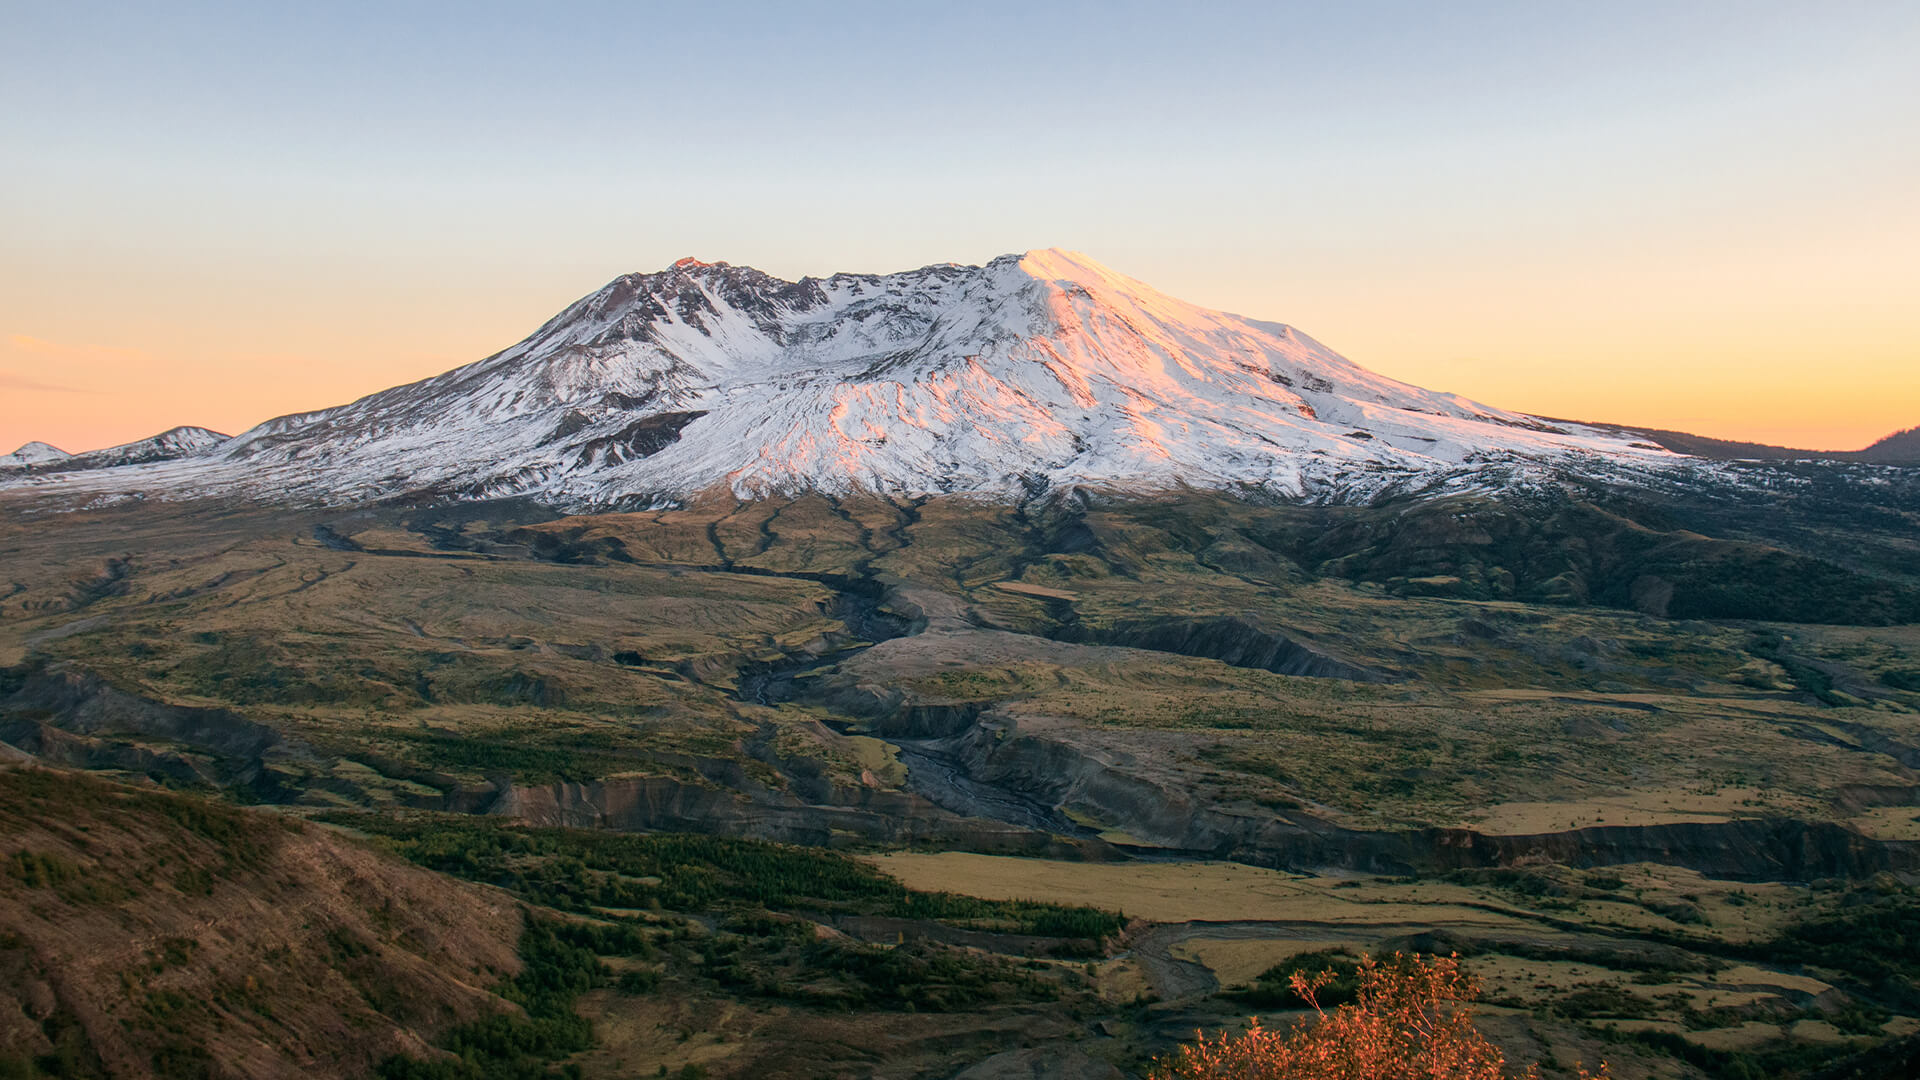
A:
[[1152, 953, 1606, 1080]]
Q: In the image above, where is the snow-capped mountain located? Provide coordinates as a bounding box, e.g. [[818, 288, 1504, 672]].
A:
[[2, 427, 228, 475], [2, 250, 1687, 507], [0, 442, 71, 469], [68, 427, 228, 471]]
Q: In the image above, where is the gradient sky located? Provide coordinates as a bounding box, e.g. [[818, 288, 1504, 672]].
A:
[[4, 1, 1917, 455]]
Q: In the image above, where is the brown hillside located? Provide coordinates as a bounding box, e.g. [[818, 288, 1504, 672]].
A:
[[0, 765, 521, 1079]]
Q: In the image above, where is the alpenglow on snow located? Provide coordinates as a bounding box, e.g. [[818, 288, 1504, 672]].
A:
[[2, 250, 1680, 507]]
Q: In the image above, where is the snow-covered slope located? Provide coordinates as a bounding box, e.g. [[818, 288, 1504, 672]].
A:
[[0, 442, 71, 469], [2, 251, 1686, 506], [67, 427, 229, 471], [2, 427, 228, 475]]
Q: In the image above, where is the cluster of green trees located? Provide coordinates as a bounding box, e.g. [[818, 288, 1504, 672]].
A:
[[374, 891, 1073, 1075], [346, 815, 1119, 1074], [375, 727, 637, 784], [1221, 948, 1361, 1009], [888, 890, 1123, 944], [699, 912, 1057, 1012], [345, 815, 1123, 942], [378, 915, 619, 1080], [1759, 879, 1920, 1009]]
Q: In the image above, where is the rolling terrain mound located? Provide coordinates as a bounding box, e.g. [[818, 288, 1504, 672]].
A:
[[1570, 421, 1920, 466], [0, 765, 521, 1078]]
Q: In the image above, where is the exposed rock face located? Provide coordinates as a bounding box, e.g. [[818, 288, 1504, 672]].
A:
[[1, 663, 275, 754], [8, 623, 1916, 887], [1058, 615, 1393, 681], [0, 660, 1100, 859], [1416, 818, 1920, 880], [879, 707, 1920, 882], [478, 773, 1103, 859]]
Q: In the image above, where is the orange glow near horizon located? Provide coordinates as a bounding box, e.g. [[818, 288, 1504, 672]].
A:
[[3, 250, 1914, 457]]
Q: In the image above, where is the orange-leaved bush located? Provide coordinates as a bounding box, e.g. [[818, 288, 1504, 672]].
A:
[[1149, 952, 1607, 1080]]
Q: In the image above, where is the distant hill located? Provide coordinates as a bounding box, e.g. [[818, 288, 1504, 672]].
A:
[[1859, 425, 1920, 464], [1550, 420, 1920, 465], [0, 426, 228, 475]]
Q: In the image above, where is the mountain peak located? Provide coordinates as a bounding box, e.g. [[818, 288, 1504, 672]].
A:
[[2, 251, 1682, 507], [1, 428, 227, 475], [1011, 248, 1166, 298], [1, 441, 70, 466], [1016, 247, 1117, 279]]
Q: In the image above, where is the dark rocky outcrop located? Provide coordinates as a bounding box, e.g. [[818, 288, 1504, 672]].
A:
[[571, 409, 708, 467], [1412, 817, 1920, 881], [893, 707, 1920, 882], [1057, 615, 1392, 682], [477, 772, 1104, 860], [0, 661, 283, 764]]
